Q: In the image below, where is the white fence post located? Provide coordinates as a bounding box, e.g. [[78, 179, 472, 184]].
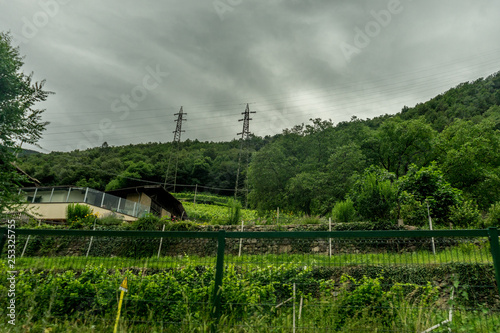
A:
[[238, 220, 244, 257], [293, 283, 296, 333], [157, 224, 166, 258], [427, 202, 436, 256], [329, 217, 332, 258], [86, 217, 97, 258]]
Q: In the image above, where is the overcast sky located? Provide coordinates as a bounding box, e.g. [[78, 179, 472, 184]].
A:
[[1, 0, 500, 152]]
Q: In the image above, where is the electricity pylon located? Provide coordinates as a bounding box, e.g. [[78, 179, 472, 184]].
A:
[[234, 103, 255, 207], [164, 106, 186, 192]]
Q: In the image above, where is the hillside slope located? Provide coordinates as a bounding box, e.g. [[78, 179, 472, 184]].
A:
[[19, 71, 500, 218]]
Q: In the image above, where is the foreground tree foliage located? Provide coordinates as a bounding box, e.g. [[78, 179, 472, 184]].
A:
[[0, 32, 50, 212]]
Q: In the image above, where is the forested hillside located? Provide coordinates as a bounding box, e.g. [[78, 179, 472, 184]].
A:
[[19, 138, 269, 196], [19, 71, 500, 226]]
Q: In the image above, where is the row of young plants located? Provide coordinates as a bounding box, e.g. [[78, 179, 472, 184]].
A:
[[1, 261, 499, 332], [173, 192, 328, 225], [171, 192, 234, 206], [57, 202, 403, 230]]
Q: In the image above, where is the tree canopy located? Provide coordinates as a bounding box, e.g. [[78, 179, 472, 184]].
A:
[[0, 32, 50, 212]]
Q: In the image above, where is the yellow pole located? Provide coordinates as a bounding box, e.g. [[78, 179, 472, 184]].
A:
[[114, 277, 128, 333]]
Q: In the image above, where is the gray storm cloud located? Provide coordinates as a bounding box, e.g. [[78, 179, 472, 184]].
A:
[[1, 0, 499, 151]]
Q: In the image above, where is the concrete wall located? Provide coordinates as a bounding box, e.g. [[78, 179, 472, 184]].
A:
[[23, 203, 137, 222]]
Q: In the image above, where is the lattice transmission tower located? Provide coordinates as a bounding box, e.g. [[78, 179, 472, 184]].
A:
[[163, 106, 186, 192], [234, 103, 255, 207]]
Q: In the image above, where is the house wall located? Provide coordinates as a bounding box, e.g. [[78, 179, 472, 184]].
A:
[[126, 193, 156, 215], [161, 208, 170, 218], [23, 203, 137, 222], [126, 193, 140, 203], [126, 193, 151, 207]]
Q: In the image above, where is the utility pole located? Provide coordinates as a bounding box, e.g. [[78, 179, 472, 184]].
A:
[[234, 103, 255, 207], [163, 106, 186, 192]]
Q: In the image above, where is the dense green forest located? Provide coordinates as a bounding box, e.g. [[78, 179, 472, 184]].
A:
[[19, 71, 500, 226]]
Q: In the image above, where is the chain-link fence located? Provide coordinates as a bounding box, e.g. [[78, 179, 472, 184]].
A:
[[1, 228, 500, 332]]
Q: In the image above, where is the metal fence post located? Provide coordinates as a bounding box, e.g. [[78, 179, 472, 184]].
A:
[[211, 230, 226, 332], [488, 227, 500, 295]]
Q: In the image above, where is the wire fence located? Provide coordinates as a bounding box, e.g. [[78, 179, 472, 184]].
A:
[[1, 228, 500, 332]]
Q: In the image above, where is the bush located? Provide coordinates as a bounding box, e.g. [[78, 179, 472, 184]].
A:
[[66, 203, 96, 229], [398, 191, 427, 226], [226, 199, 242, 225], [332, 199, 357, 222], [331, 274, 439, 331], [297, 216, 323, 225], [398, 163, 462, 224], [163, 220, 200, 231], [448, 200, 481, 228], [334, 275, 391, 329], [97, 213, 124, 226], [131, 214, 161, 230], [486, 202, 500, 227], [67, 203, 93, 222], [350, 168, 397, 221]]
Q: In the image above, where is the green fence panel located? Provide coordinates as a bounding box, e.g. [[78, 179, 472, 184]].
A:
[[1, 228, 500, 332]]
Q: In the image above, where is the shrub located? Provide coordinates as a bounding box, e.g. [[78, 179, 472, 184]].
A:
[[163, 220, 200, 231], [332, 199, 357, 222], [67, 203, 93, 223], [398, 163, 462, 224], [448, 200, 481, 228], [333, 275, 391, 329], [332, 274, 440, 331], [297, 216, 322, 225], [97, 213, 124, 226], [486, 202, 500, 227], [66, 203, 96, 229], [131, 214, 161, 230], [350, 168, 397, 221], [226, 199, 242, 225], [398, 191, 427, 226]]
